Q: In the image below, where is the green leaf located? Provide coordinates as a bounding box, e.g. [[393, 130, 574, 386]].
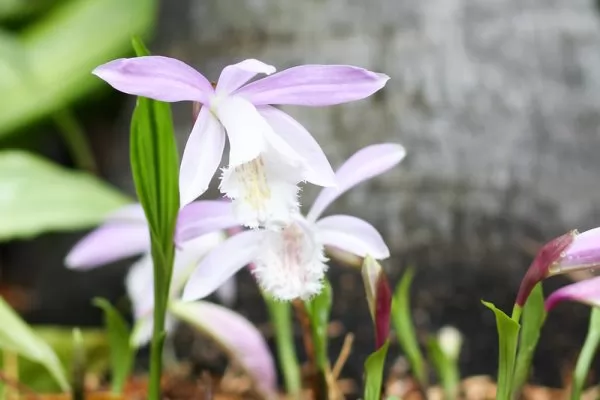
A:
[[391, 268, 427, 386], [264, 294, 301, 395], [571, 307, 600, 400], [93, 298, 134, 394], [0, 150, 129, 241], [129, 38, 180, 400], [512, 283, 546, 396], [0, 297, 69, 391], [305, 280, 333, 371], [0, 0, 156, 137], [364, 340, 390, 400], [482, 300, 520, 400], [132, 35, 151, 57], [427, 336, 460, 400]]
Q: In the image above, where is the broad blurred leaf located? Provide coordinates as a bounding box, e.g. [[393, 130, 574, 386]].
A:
[[0, 297, 69, 391], [93, 298, 134, 394], [305, 280, 333, 370], [512, 283, 546, 396], [427, 336, 460, 400], [170, 300, 277, 398], [264, 294, 301, 395], [0, 150, 129, 241], [482, 301, 520, 400], [17, 326, 109, 392], [363, 340, 389, 400], [0, 0, 156, 137], [391, 268, 426, 386]]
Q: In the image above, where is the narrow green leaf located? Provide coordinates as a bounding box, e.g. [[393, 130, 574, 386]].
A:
[[0, 150, 129, 241], [132, 36, 151, 57], [264, 294, 301, 395], [129, 38, 180, 400], [0, 0, 156, 137], [0, 297, 70, 391], [512, 283, 546, 396], [427, 336, 460, 400], [93, 298, 134, 394], [305, 280, 333, 370], [571, 307, 600, 400], [482, 300, 520, 400], [364, 340, 390, 400], [391, 268, 426, 386]]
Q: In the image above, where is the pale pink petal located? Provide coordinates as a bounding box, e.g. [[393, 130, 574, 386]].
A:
[[175, 200, 239, 244], [258, 106, 335, 187], [216, 59, 276, 95], [235, 64, 389, 106], [65, 223, 149, 270], [215, 97, 269, 166], [169, 300, 277, 397], [308, 143, 406, 220], [181, 230, 263, 301], [93, 56, 214, 103], [545, 276, 600, 311], [558, 228, 600, 272], [179, 107, 226, 205], [317, 215, 389, 259], [125, 254, 154, 318], [105, 203, 146, 223]]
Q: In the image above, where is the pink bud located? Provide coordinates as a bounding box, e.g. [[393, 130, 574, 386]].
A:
[[362, 256, 392, 349], [515, 230, 576, 306]]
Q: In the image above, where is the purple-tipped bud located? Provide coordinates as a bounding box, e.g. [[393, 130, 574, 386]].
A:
[[362, 256, 392, 350], [545, 276, 600, 311], [515, 230, 576, 306]]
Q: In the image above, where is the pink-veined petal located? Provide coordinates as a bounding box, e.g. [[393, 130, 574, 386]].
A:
[[169, 300, 277, 397], [216, 59, 276, 95], [308, 143, 406, 221], [179, 107, 226, 205], [235, 64, 389, 106], [181, 230, 263, 301], [316, 215, 389, 259], [557, 228, 600, 272], [93, 56, 214, 103], [216, 96, 270, 166], [65, 223, 149, 270], [175, 200, 239, 244], [258, 106, 335, 187], [545, 276, 600, 311]]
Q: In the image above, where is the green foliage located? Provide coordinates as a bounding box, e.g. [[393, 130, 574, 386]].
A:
[[512, 283, 546, 396], [482, 301, 520, 400], [0, 297, 69, 391], [129, 37, 180, 400], [0, 150, 129, 241], [93, 298, 135, 394], [0, 0, 156, 137], [363, 340, 390, 400], [305, 279, 333, 371], [264, 294, 301, 395], [427, 335, 460, 400], [391, 268, 427, 386], [571, 307, 600, 400]]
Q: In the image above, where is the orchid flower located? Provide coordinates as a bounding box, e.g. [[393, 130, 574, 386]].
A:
[[178, 143, 406, 301], [93, 56, 389, 228], [515, 228, 600, 306]]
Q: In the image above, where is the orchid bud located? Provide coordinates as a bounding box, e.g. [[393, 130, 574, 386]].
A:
[[437, 326, 463, 361], [362, 256, 392, 349], [515, 230, 577, 306]]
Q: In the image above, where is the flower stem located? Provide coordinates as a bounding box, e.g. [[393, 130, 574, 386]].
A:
[[148, 246, 174, 400], [571, 307, 600, 400], [264, 296, 301, 396], [53, 109, 98, 174]]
